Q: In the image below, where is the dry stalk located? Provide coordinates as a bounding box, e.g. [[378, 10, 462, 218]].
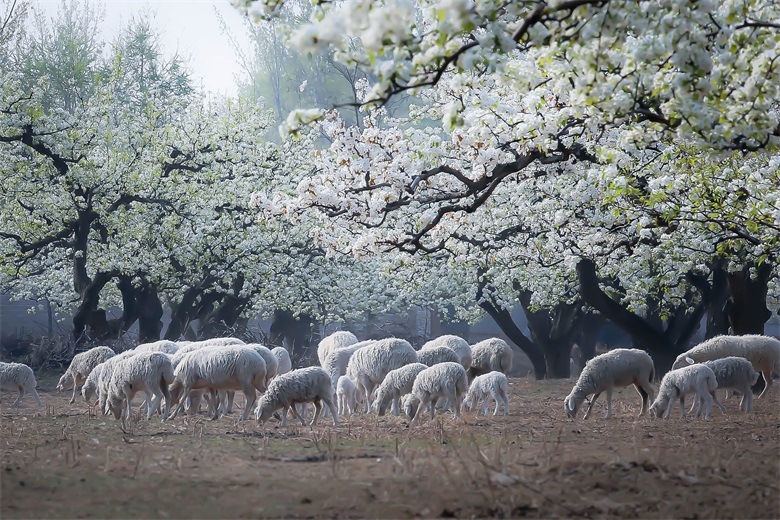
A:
[[104, 446, 111, 473], [132, 442, 145, 478]]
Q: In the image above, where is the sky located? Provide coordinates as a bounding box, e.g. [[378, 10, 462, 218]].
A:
[[33, 0, 253, 97]]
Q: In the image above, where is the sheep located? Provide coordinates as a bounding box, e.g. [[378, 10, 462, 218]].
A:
[[469, 338, 513, 379], [322, 340, 375, 391], [462, 371, 509, 416], [417, 346, 461, 367], [373, 362, 428, 416], [168, 345, 267, 421], [409, 362, 469, 423], [346, 338, 418, 413], [92, 350, 141, 414], [272, 347, 292, 376], [317, 330, 358, 365], [649, 364, 721, 419], [0, 362, 42, 408], [256, 366, 338, 426], [401, 393, 419, 419], [671, 335, 780, 398], [81, 362, 105, 405], [336, 375, 357, 415], [219, 343, 279, 415], [687, 357, 760, 413], [57, 346, 115, 404], [421, 335, 472, 370], [104, 351, 174, 421], [170, 337, 245, 369], [564, 348, 655, 419], [134, 340, 180, 355]]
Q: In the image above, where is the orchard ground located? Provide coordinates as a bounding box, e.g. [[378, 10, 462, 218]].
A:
[[1, 373, 778, 519]]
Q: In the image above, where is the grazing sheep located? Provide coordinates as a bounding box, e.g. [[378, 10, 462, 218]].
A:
[[134, 340, 180, 355], [401, 393, 420, 419], [417, 346, 460, 367], [410, 362, 469, 423], [104, 352, 174, 421], [564, 348, 656, 419], [687, 357, 760, 413], [317, 331, 358, 365], [373, 363, 428, 416], [0, 362, 42, 408], [256, 366, 338, 426], [323, 340, 375, 391], [220, 343, 279, 415], [649, 364, 720, 419], [346, 338, 418, 413], [671, 335, 780, 397], [336, 375, 357, 415], [462, 371, 509, 416], [272, 347, 292, 376], [57, 346, 115, 404], [421, 335, 472, 370], [82, 362, 106, 405], [92, 350, 141, 414], [469, 338, 513, 379], [170, 338, 245, 369], [168, 346, 267, 421]]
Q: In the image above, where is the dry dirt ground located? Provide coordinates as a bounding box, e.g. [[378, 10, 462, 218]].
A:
[[1, 373, 778, 519]]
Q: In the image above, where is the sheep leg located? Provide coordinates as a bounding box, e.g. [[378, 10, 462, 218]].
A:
[[604, 388, 614, 419], [758, 371, 773, 398], [583, 392, 600, 420], [663, 399, 674, 419], [410, 398, 426, 425], [391, 396, 400, 416], [429, 397, 438, 421], [30, 387, 42, 407], [679, 396, 687, 418], [634, 382, 651, 416], [240, 388, 257, 421], [289, 404, 306, 426], [225, 391, 236, 415], [70, 382, 79, 405], [209, 388, 220, 420], [501, 390, 509, 416], [12, 386, 24, 408], [711, 391, 725, 414], [492, 392, 501, 416], [741, 388, 753, 412], [311, 399, 323, 426]]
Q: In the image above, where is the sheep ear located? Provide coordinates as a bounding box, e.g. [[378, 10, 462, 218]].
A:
[[685, 356, 695, 365]]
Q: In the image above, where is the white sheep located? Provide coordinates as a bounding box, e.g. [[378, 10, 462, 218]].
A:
[[671, 335, 780, 398], [0, 362, 42, 408], [317, 330, 358, 365], [92, 350, 140, 414], [417, 346, 460, 367], [373, 362, 428, 416], [168, 345, 267, 421], [81, 362, 105, 405], [272, 347, 292, 376], [564, 348, 656, 419], [57, 346, 115, 404], [346, 338, 418, 413], [462, 371, 509, 416], [219, 343, 279, 415], [256, 366, 338, 426], [420, 335, 472, 370], [134, 340, 180, 355], [104, 351, 174, 421], [336, 375, 357, 415], [469, 338, 513, 379], [649, 364, 721, 419], [409, 362, 469, 423], [322, 340, 375, 391], [687, 357, 760, 413], [169, 337, 245, 369]]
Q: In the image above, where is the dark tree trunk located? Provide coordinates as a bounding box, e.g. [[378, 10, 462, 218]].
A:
[[726, 262, 773, 335], [574, 312, 604, 369], [479, 300, 547, 379], [136, 281, 163, 342], [269, 309, 315, 367], [165, 286, 202, 341], [543, 339, 573, 378], [198, 275, 250, 339], [705, 260, 731, 338]]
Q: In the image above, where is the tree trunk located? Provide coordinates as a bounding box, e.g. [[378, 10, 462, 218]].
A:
[[726, 262, 773, 335], [479, 300, 547, 379], [136, 281, 163, 342], [269, 309, 315, 366], [705, 260, 731, 338], [543, 339, 572, 378]]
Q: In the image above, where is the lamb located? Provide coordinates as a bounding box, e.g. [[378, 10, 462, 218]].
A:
[[687, 357, 760, 413], [462, 371, 509, 416], [671, 335, 780, 398], [272, 347, 292, 376], [409, 362, 469, 423], [417, 346, 460, 367], [564, 348, 655, 419], [256, 366, 338, 426], [104, 351, 174, 421], [336, 375, 357, 415], [322, 340, 376, 391], [134, 340, 180, 355], [373, 362, 428, 416], [57, 346, 115, 404], [317, 330, 358, 365], [420, 335, 472, 370], [168, 345, 267, 421], [469, 338, 513, 379], [0, 362, 42, 408], [649, 364, 721, 419], [345, 338, 418, 413]]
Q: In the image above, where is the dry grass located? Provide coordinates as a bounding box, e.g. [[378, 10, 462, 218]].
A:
[[1, 375, 778, 519]]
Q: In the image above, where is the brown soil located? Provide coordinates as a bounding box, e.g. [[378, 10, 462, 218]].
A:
[[1, 375, 778, 519]]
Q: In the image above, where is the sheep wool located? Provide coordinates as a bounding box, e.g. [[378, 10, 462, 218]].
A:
[[336, 375, 357, 415], [256, 366, 338, 426], [346, 338, 418, 413], [421, 335, 472, 370], [671, 335, 780, 398], [650, 364, 720, 419], [463, 371, 509, 416], [105, 351, 174, 421], [317, 330, 359, 365], [564, 348, 655, 419], [410, 362, 469, 423], [323, 340, 375, 391], [417, 346, 460, 367], [134, 340, 180, 355], [0, 362, 42, 408], [57, 346, 116, 404], [698, 357, 760, 413], [271, 347, 293, 376], [373, 362, 428, 416], [469, 338, 513, 379]]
